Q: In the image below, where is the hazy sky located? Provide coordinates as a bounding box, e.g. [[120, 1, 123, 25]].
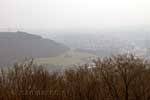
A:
[[0, 0, 150, 32]]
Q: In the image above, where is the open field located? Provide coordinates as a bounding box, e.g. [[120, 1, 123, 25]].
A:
[[34, 48, 97, 67]]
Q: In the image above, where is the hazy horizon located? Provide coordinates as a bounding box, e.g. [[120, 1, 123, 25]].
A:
[[0, 28, 149, 41], [0, 0, 150, 33]]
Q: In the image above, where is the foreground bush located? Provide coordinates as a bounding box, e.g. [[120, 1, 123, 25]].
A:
[[0, 54, 150, 100]]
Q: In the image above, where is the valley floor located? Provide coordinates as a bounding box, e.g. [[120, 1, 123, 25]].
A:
[[34, 48, 97, 67]]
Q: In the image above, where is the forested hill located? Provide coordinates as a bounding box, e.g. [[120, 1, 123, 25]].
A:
[[0, 31, 69, 64]]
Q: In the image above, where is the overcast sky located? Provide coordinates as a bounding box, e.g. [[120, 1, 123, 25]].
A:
[[0, 0, 150, 32]]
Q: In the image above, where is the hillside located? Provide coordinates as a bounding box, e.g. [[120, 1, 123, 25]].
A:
[[0, 31, 69, 64]]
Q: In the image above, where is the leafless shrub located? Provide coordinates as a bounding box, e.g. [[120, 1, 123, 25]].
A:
[[0, 54, 150, 100]]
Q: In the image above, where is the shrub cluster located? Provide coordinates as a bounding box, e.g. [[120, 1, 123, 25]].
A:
[[0, 54, 150, 100]]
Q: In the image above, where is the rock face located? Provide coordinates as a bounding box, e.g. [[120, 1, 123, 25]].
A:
[[0, 31, 69, 64]]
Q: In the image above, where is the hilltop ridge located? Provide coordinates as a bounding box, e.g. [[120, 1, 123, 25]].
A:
[[0, 31, 69, 64]]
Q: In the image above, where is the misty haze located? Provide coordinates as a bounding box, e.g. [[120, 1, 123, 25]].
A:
[[0, 0, 150, 99]]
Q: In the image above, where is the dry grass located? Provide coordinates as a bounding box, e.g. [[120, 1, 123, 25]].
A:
[[0, 54, 150, 100], [34, 49, 97, 66]]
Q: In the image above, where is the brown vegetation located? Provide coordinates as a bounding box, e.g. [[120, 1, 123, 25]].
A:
[[0, 54, 150, 100]]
